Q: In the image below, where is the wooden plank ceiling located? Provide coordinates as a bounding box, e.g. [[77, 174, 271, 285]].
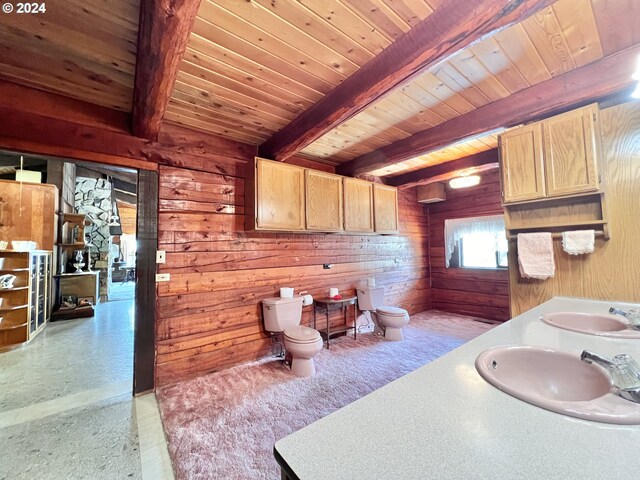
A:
[[164, 0, 638, 176], [0, 0, 140, 112]]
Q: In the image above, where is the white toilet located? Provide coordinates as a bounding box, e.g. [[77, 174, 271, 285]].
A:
[[262, 296, 323, 377], [357, 285, 410, 341]]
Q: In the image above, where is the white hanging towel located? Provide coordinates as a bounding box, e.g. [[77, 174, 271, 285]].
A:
[[517, 232, 555, 280], [562, 230, 595, 255]]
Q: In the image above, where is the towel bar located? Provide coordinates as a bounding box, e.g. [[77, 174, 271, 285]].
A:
[[507, 228, 609, 241]]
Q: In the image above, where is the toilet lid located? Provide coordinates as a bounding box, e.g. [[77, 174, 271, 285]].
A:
[[284, 326, 322, 343], [377, 306, 408, 317]]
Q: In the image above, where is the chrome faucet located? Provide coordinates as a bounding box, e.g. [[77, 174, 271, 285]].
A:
[[609, 307, 640, 330], [581, 350, 640, 404]]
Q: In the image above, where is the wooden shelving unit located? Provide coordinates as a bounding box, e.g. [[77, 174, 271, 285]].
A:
[[0, 250, 52, 350]]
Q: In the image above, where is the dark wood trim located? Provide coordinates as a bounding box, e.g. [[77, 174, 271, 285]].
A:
[[134, 169, 159, 394], [337, 43, 640, 178], [258, 0, 556, 161], [389, 150, 499, 189], [132, 0, 202, 140]]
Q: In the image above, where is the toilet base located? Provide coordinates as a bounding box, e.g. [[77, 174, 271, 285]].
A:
[[384, 326, 404, 341], [290, 357, 316, 377]]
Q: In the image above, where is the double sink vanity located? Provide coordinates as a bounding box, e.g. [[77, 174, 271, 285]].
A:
[[274, 297, 640, 479]]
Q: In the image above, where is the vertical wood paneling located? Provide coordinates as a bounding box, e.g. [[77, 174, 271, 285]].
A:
[[509, 100, 640, 315], [426, 168, 510, 321], [155, 156, 430, 385]]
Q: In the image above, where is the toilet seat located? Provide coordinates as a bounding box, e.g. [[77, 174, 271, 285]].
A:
[[377, 306, 408, 317], [284, 325, 322, 344]]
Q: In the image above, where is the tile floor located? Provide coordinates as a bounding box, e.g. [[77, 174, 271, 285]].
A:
[[0, 298, 173, 480]]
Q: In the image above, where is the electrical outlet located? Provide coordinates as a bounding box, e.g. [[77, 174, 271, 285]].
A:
[[156, 250, 166, 264], [394, 258, 400, 263], [155, 273, 170, 282], [323, 264, 333, 269]]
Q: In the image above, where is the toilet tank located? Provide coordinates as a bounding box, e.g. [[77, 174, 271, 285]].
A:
[[262, 296, 304, 333], [356, 285, 385, 311]]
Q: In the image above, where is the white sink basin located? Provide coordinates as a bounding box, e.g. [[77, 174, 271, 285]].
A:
[[475, 345, 640, 424], [541, 312, 640, 338]]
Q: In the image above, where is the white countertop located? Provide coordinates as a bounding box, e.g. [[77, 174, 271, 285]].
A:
[[274, 297, 640, 480]]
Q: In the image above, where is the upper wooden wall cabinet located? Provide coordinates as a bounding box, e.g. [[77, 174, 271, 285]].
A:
[[500, 104, 602, 204], [343, 178, 374, 233], [246, 158, 398, 235], [373, 184, 399, 234], [306, 170, 343, 232]]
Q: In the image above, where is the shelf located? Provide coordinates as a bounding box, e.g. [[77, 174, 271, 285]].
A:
[[55, 271, 99, 277], [0, 304, 28, 311], [61, 213, 92, 224], [0, 322, 28, 331], [508, 220, 606, 232], [58, 243, 87, 248], [502, 190, 603, 207], [0, 286, 29, 292], [0, 268, 29, 273]]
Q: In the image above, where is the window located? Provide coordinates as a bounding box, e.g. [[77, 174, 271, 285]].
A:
[[444, 215, 508, 269]]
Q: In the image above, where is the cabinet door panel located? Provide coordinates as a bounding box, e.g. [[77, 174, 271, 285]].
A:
[[343, 178, 374, 233], [256, 159, 305, 230], [500, 123, 545, 203], [543, 105, 599, 197], [373, 184, 399, 234], [306, 171, 343, 232]]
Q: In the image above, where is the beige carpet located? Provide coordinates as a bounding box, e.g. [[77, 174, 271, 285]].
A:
[[157, 310, 495, 480]]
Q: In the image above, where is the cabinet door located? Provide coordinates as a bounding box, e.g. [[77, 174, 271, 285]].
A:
[[500, 123, 545, 203], [306, 170, 343, 232], [256, 158, 305, 231], [343, 178, 374, 233], [543, 104, 600, 197], [373, 184, 399, 234]]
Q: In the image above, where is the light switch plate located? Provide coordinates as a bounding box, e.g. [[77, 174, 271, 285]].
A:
[[155, 273, 170, 282], [156, 250, 166, 264]]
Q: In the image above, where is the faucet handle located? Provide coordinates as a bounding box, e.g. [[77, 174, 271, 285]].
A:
[[614, 354, 640, 380]]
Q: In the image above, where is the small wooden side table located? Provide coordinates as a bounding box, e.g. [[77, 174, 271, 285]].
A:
[[313, 296, 358, 349]]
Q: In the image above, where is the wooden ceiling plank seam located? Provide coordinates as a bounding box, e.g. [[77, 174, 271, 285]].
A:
[[168, 98, 279, 137], [362, 101, 433, 135], [181, 47, 316, 109], [350, 110, 416, 140], [431, 63, 493, 108], [446, 48, 512, 102], [0, 64, 132, 112], [132, 0, 202, 140], [399, 80, 462, 120], [381, 90, 446, 127], [0, 25, 135, 89], [520, 4, 577, 77], [183, 37, 324, 103], [163, 112, 269, 144], [171, 80, 292, 132], [467, 38, 532, 93], [259, 0, 558, 161], [4, 15, 138, 76], [589, 0, 640, 56], [197, 1, 350, 84], [341, 0, 412, 41], [211, 0, 364, 71], [251, 0, 376, 66], [176, 70, 296, 123], [190, 17, 335, 93], [492, 23, 553, 85], [337, 43, 640, 177], [411, 73, 477, 116], [551, 0, 604, 68], [179, 58, 309, 115], [296, 0, 391, 56], [171, 80, 291, 128], [165, 107, 272, 144], [380, 0, 435, 26]]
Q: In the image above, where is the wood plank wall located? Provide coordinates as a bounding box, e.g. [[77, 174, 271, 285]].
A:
[[509, 100, 640, 315], [155, 157, 431, 385], [426, 168, 510, 321]]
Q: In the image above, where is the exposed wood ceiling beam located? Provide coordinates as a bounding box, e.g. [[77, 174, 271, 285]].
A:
[[258, 0, 556, 162], [338, 44, 640, 178], [388, 150, 499, 190], [132, 0, 202, 140]]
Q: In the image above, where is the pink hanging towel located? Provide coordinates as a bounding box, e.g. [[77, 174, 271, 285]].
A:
[[517, 232, 555, 280]]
